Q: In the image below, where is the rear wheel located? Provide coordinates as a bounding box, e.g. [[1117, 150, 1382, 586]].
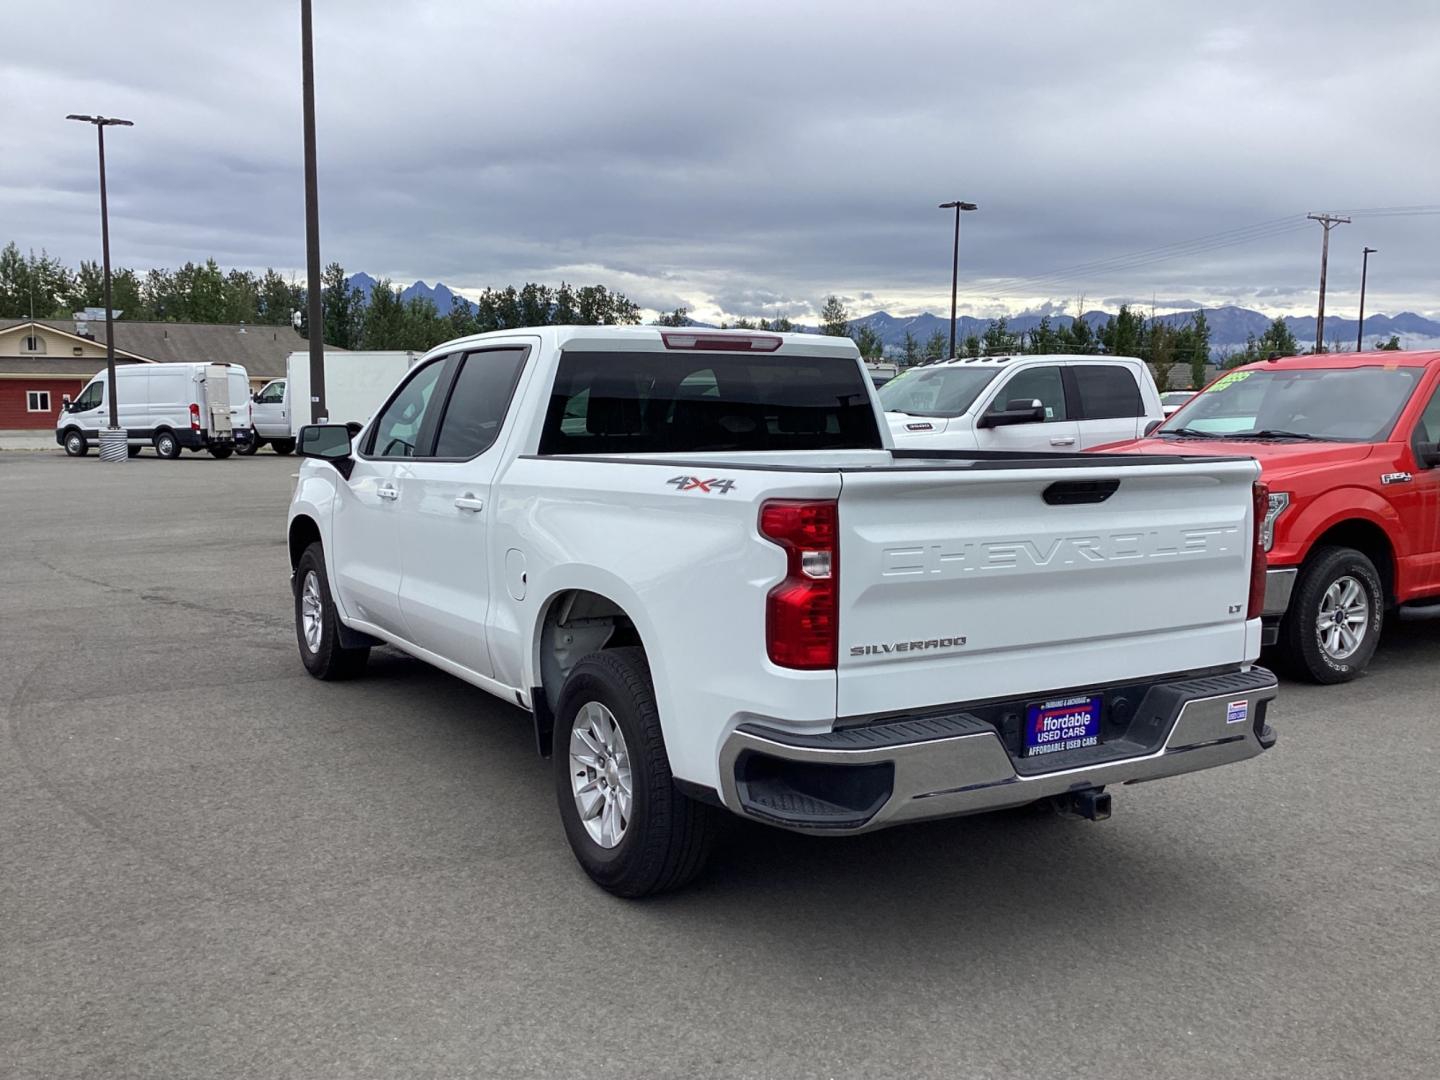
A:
[[63, 430, 88, 457], [209, 445, 233, 459], [126, 445, 142, 458], [554, 647, 715, 897], [272, 438, 296, 456], [154, 431, 181, 459], [1278, 546, 1383, 684], [295, 542, 369, 680]]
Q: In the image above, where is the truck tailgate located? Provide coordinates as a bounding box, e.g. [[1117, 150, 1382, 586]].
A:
[[836, 458, 1260, 718]]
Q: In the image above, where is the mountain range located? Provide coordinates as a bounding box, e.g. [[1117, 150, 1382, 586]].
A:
[[346, 273, 1440, 356]]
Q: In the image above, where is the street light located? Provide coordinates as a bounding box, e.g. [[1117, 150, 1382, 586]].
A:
[[300, 0, 327, 424], [66, 113, 133, 462], [1357, 247, 1377, 351], [939, 200, 977, 360]]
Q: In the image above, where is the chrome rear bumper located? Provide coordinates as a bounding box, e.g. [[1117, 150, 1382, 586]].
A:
[[718, 668, 1278, 834]]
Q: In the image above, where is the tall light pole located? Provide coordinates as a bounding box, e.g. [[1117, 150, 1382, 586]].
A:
[[66, 113, 132, 459], [939, 200, 977, 360], [1307, 212, 1349, 353], [300, 0, 327, 424], [1357, 246, 1377, 352]]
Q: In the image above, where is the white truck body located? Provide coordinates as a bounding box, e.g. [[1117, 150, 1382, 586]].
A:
[[56, 362, 251, 456], [283, 350, 419, 436], [880, 354, 1164, 453], [286, 327, 1276, 892]]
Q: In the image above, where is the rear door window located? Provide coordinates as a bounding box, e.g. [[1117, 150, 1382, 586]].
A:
[[1073, 365, 1144, 419], [539, 351, 881, 455], [432, 348, 528, 459]]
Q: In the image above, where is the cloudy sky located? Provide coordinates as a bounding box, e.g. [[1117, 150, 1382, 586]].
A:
[[4, 0, 1438, 323]]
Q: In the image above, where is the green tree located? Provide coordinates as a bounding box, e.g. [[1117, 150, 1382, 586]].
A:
[[1257, 316, 1300, 359], [258, 269, 299, 327], [981, 317, 1019, 355], [0, 244, 73, 318], [361, 278, 407, 348], [223, 269, 259, 324], [65, 260, 106, 312], [1064, 314, 1098, 354], [109, 268, 144, 320], [1145, 318, 1174, 392], [900, 331, 920, 367], [922, 329, 946, 361], [961, 334, 982, 358], [1100, 304, 1145, 357], [447, 295, 478, 339], [1026, 315, 1063, 355], [1184, 310, 1211, 388], [851, 324, 884, 358], [1377, 334, 1402, 351], [321, 263, 363, 348], [551, 283, 578, 325], [761, 316, 795, 332], [819, 295, 849, 336], [655, 307, 689, 327]]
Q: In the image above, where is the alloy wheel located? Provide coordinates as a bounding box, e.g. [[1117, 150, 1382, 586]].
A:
[[300, 570, 324, 653], [1316, 574, 1369, 661], [568, 701, 633, 849]]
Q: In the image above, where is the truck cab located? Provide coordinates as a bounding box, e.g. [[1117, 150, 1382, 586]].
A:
[[1095, 350, 1440, 683], [879, 354, 1165, 453]]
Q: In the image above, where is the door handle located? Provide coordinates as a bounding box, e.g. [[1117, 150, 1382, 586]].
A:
[[454, 495, 485, 513], [376, 484, 399, 501], [1050, 436, 1077, 446]]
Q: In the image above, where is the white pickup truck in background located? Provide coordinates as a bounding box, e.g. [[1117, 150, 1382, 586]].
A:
[[287, 327, 1277, 896], [880, 353, 1165, 452]]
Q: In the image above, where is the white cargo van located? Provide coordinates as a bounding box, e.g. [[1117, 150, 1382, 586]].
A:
[[56, 362, 253, 459]]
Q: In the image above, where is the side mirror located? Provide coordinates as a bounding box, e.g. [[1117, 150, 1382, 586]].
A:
[[297, 424, 355, 478], [1415, 441, 1440, 469], [345, 421, 363, 438], [1144, 419, 1164, 436], [978, 397, 1046, 429]]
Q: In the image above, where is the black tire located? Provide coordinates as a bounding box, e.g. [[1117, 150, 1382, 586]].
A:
[[154, 431, 181, 459], [126, 445, 142, 458], [209, 445, 233, 459], [272, 438, 296, 456], [63, 429, 88, 457], [294, 542, 369, 680], [553, 647, 716, 897], [1277, 546, 1384, 684], [236, 438, 259, 456]]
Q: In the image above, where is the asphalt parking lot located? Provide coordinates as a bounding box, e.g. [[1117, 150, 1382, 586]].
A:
[[2, 450, 1437, 1080]]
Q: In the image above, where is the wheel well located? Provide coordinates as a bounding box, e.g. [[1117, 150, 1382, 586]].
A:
[[1310, 520, 1396, 604], [533, 590, 643, 756], [288, 516, 322, 571]]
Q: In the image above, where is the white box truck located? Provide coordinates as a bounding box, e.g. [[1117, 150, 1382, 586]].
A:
[[244, 351, 418, 455], [56, 362, 252, 459]]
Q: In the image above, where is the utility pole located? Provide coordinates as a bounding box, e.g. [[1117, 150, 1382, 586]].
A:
[[300, 0, 326, 424], [1307, 212, 1349, 353], [66, 113, 133, 460], [1357, 246, 1377, 351], [939, 200, 977, 359]]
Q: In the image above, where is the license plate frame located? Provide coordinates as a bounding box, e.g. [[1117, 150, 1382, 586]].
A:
[[1023, 694, 1103, 757]]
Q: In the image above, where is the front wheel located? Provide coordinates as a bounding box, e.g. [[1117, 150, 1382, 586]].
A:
[[272, 438, 296, 456], [63, 430, 88, 457], [294, 542, 369, 680], [554, 647, 716, 897], [1278, 546, 1383, 684]]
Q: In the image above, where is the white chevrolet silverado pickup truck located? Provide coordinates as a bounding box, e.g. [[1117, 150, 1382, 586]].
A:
[[286, 326, 1279, 896]]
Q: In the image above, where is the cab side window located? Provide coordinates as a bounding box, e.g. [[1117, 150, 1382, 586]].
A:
[[257, 382, 285, 404], [73, 382, 103, 410], [993, 366, 1067, 421], [1415, 385, 1440, 445], [364, 360, 446, 458]]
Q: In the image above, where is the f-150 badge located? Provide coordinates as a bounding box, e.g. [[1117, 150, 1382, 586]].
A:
[[667, 475, 736, 494]]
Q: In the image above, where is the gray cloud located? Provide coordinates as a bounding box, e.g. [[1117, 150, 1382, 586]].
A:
[[4, 0, 1438, 323]]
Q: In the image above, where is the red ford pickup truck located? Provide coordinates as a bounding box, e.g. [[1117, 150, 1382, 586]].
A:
[[1098, 350, 1440, 683]]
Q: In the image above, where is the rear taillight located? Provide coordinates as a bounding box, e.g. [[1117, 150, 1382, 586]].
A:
[[1247, 480, 1269, 620], [759, 500, 838, 670], [190, 403, 201, 431]]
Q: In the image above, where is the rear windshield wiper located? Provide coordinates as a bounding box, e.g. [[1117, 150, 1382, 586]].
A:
[[1159, 427, 1220, 438]]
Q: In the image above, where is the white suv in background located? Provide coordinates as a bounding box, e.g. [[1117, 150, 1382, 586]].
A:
[[879, 354, 1164, 452]]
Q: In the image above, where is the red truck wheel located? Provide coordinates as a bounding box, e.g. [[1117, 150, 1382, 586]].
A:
[[1279, 546, 1383, 684]]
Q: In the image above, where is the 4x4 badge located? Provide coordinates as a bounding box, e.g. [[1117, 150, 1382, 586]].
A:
[[667, 475, 736, 494]]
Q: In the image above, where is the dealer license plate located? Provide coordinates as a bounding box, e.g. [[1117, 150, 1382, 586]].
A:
[[1023, 695, 1102, 757]]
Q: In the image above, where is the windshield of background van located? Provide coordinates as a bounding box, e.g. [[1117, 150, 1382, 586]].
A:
[[878, 365, 998, 417], [539, 351, 882, 454], [1162, 366, 1423, 442]]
